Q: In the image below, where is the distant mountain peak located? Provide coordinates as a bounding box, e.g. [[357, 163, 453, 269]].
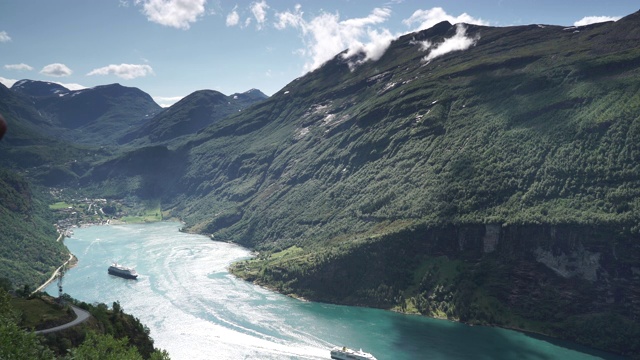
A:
[[11, 79, 70, 97], [231, 88, 268, 101]]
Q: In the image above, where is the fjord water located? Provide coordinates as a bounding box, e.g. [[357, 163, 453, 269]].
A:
[[47, 222, 621, 360]]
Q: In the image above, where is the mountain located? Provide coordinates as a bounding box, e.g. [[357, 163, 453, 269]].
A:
[[11, 79, 71, 97], [2, 10, 640, 356], [0, 82, 56, 145], [82, 12, 640, 356], [10, 80, 162, 145], [0, 168, 67, 288], [229, 88, 269, 104], [119, 88, 267, 144]]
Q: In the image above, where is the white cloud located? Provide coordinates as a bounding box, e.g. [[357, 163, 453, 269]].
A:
[[54, 82, 87, 91], [40, 63, 73, 77], [421, 24, 478, 62], [573, 15, 621, 26], [251, 0, 269, 29], [4, 63, 34, 71], [0, 31, 10, 43], [0, 76, 18, 88], [154, 95, 184, 107], [137, 0, 207, 30], [403, 7, 488, 32], [275, 6, 394, 73], [0, 77, 85, 90], [226, 8, 239, 26], [87, 64, 155, 79], [342, 28, 395, 71]]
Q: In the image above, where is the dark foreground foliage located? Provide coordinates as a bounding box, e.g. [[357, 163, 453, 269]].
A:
[[1, 287, 169, 359]]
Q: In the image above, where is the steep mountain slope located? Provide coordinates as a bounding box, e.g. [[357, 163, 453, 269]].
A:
[[6, 10, 640, 356], [0, 84, 112, 289], [172, 15, 640, 241], [119, 88, 267, 145], [10, 81, 162, 145], [129, 13, 639, 355], [0, 83, 101, 186], [0, 169, 67, 288]]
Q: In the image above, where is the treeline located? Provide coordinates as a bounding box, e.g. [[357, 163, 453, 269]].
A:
[[0, 285, 169, 360], [231, 222, 640, 357]]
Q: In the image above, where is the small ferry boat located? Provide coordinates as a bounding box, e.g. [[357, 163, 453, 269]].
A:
[[330, 346, 377, 360], [108, 263, 138, 279]]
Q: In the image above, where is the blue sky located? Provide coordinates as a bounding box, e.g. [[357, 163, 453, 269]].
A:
[[1, 1, 637, 107]]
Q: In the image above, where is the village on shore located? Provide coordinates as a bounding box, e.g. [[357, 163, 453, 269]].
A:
[[49, 188, 163, 237]]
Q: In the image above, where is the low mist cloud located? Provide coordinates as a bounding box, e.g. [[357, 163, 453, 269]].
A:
[[403, 7, 488, 32], [275, 5, 488, 73], [275, 6, 393, 72], [573, 15, 621, 26], [421, 24, 479, 62]]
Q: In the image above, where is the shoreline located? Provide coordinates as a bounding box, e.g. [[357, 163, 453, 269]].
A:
[[33, 249, 78, 295]]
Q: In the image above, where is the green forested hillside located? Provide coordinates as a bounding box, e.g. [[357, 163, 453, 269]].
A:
[[0, 287, 169, 359], [0, 169, 67, 288], [1, 10, 640, 357], [160, 15, 640, 244], [166, 14, 639, 355]]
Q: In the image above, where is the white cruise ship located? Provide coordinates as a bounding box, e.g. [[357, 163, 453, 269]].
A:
[[108, 263, 138, 279], [330, 346, 377, 360]]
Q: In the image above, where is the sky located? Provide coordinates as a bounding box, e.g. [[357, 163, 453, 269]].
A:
[[0, 1, 637, 107]]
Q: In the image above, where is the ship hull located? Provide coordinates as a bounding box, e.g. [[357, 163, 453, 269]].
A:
[[108, 269, 138, 279]]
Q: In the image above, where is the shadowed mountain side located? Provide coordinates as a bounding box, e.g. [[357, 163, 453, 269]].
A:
[[118, 89, 267, 145], [0, 83, 105, 186], [79, 145, 188, 200], [11, 81, 162, 145]]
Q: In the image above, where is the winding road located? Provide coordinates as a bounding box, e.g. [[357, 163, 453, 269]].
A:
[[35, 305, 91, 335], [33, 252, 74, 294]]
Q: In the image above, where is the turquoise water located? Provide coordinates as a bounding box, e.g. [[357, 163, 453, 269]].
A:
[[46, 222, 623, 360]]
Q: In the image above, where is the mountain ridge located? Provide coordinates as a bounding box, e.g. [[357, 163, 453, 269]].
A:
[[1, 11, 640, 356], [8, 80, 162, 145], [118, 88, 268, 145]]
